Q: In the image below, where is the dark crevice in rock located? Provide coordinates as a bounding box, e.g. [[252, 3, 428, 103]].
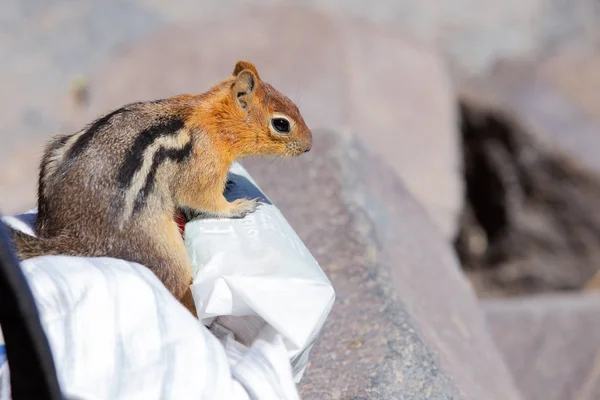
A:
[[454, 98, 600, 297]]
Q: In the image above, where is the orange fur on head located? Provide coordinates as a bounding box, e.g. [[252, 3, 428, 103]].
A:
[[187, 60, 312, 160], [233, 60, 260, 79]]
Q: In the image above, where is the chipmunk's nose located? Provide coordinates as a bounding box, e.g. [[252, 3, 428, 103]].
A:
[[303, 140, 312, 153], [303, 131, 313, 153]]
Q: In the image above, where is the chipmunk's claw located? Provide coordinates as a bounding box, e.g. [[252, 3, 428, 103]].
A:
[[227, 197, 261, 218]]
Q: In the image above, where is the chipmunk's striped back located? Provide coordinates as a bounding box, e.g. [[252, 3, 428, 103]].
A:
[[37, 100, 195, 233]]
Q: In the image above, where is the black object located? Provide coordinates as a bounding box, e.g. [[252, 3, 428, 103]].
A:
[[0, 218, 62, 400]]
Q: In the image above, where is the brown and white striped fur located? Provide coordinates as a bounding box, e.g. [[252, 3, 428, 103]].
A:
[[10, 61, 312, 316]]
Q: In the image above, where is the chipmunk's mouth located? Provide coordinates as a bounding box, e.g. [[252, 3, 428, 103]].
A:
[[286, 140, 312, 156]]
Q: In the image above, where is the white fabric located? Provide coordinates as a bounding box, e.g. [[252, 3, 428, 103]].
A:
[[0, 254, 299, 400]]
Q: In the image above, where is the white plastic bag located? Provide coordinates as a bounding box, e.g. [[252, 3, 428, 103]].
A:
[[185, 162, 335, 382]]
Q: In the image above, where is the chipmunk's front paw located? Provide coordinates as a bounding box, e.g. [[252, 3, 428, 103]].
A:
[[227, 198, 261, 218]]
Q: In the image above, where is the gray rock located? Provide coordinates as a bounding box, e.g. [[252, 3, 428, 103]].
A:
[[244, 129, 521, 399], [484, 294, 600, 400]]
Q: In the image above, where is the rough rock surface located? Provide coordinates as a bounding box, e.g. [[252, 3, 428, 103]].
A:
[[484, 294, 600, 400], [243, 129, 521, 399]]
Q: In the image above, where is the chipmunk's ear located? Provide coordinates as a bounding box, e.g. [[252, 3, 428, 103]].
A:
[[232, 68, 257, 110], [233, 60, 260, 79]]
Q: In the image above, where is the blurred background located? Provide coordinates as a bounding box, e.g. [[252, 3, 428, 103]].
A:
[[2, 1, 600, 399]]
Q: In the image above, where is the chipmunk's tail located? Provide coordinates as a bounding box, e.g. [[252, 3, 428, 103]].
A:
[[9, 228, 64, 260]]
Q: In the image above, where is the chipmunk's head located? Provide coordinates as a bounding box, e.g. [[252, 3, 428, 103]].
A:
[[223, 60, 312, 157]]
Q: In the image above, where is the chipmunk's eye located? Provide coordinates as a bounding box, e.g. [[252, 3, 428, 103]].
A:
[[271, 117, 291, 134]]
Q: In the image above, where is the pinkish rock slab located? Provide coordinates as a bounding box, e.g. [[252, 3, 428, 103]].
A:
[[484, 294, 600, 400]]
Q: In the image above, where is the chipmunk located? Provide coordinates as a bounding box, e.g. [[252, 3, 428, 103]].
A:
[[10, 60, 312, 316]]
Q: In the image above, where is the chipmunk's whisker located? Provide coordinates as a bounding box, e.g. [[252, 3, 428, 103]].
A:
[[267, 149, 287, 166]]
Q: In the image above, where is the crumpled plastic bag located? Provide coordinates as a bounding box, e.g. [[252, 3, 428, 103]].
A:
[[185, 162, 335, 382]]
